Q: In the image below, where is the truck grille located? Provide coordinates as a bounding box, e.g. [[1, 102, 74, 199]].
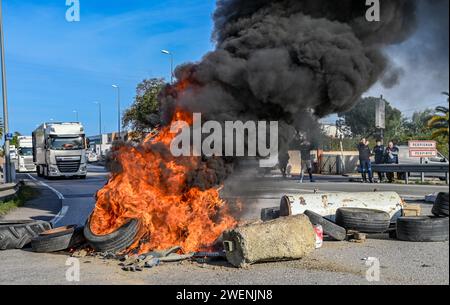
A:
[[57, 160, 80, 173]]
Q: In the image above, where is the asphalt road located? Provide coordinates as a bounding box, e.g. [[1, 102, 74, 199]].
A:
[[0, 166, 448, 285]]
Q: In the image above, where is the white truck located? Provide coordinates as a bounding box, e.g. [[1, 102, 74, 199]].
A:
[[17, 136, 36, 172], [32, 122, 88, 179]]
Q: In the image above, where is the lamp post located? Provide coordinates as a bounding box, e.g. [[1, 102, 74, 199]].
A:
[[94, 101, 102, 158], [73, 110, 79, 122], [112, 85, 121, 140], [0, 0, 12, 183], [161, 49, 174, 84]]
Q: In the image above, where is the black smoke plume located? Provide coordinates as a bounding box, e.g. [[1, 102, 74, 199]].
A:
[[160, 0, 418, 152]]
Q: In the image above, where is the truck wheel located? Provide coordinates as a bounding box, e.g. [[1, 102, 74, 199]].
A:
[[37, 166, 43, 177], [336, 208, 391, 233], [31, 225, 86, 253], [304, 210, 347, 241], [432, 192, 449, 217], [396, 216, 449, 242], [79, 175, 87, 180], [0, 220, 52, 250], [84, 215, 141, 254]]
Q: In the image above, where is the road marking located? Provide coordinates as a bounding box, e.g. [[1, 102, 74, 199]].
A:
[[26, 174, 67, 225]]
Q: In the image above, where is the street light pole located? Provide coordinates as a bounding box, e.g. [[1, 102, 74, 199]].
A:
[[73, 110, 79, 122], [112, 85, 121, 140], [161, 50, 174, 84], [94, 101, 102, 158], [0, 0, 12, 183]]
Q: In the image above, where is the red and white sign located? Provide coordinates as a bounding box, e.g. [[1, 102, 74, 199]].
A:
[[409, 140, 437, 158], [409, 150, 438, 158], [408, 140, 437, 150]]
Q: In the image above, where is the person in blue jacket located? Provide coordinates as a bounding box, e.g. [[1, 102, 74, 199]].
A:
[[385, 141, 399, 183]]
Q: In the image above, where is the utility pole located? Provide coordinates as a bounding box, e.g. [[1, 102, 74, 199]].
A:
[[0, 0, 12, 183], [112, 85, 121, 140]]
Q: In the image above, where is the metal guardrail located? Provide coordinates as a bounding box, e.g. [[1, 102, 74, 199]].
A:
[[371, 164, 449, 184]]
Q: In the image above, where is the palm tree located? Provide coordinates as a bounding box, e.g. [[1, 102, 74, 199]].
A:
[[428, 92, 449, 141]]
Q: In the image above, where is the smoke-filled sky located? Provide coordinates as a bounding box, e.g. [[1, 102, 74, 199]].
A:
[[3, 0, 449, 137]]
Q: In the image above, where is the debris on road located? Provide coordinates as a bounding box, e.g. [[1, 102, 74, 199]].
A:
[[313, 225, 324, 249], [222, 215, 316, 268], [279, 192, 403, 221], [396, 216, 449, 242], [0, 220, 52, 250], [348, 231, 367, 243], [402, 204, 422, 217], [336, 208, 391, 234], [31, 225, 85, 253], [84, 215, 141, 253], [432, 192, 449, 217], [304, 210, 347, 241], [260, 207, 280, 221]]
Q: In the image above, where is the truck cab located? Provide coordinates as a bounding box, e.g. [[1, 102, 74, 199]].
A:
[[17, 136, 37, 172], [33, 122, 88, 179]]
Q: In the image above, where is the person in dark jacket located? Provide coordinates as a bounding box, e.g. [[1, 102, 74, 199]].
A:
[[299, 138, 315, 183], [278, 150, 290, 178], [385, 141, 399, 183], [373, 140, 385, 182], [357, 138, 373, 183]]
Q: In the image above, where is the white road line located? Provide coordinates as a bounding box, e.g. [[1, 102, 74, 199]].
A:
[[26, 174, 67, 225]]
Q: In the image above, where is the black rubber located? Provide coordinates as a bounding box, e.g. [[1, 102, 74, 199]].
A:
[[396, 216, 449, 242], [432, 192, 449, 217], [0, 220, 52, 250], [84, 215, 141, 253], [261, 207, 280, 221], [304, 210, 347, 241], [31, 225, 86, 253], [335, 208, 391, 233]]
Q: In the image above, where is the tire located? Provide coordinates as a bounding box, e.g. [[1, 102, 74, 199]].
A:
[[335, 208, 391, 233], [31, 225, 86, 253], [79, 175, 87, 180], [396, 216, 449, 242], [0, 220, 52, 250], [37, 166, 43, 177], [304, 210, 347, 241], [261, 207, 280, 221], [432, 192, 449, 217], [84, 215, 141, 253]]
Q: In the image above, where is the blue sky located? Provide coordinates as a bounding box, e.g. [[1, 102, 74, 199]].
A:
[[2, 0, 449, 134], [3, 0, 215, 136]]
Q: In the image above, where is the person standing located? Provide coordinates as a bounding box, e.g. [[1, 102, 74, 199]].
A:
[[357, 138, 373, 183], [278, 150, 290, 178], [385, 141, 399, 183], [373, 140, 385, 183], [299, 137, 315, 183]]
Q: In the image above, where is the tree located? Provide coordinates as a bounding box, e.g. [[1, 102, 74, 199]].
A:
[[428, 92, 449, 141], [10, 132, 22, 147], [122, 78, 166, 139], [339, 97, 403, 141]]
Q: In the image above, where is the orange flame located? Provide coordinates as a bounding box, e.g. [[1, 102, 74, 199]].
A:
[[90, 108, 237, 254]]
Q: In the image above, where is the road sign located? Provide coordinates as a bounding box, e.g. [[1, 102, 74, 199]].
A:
[[409, 150, 438, 158], [408, 140, 437, 150], [408, 140, 437, 158], [4, 133, 13, 141]]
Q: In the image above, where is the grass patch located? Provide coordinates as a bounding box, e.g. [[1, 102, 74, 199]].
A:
[[0, 185, 40, 216]]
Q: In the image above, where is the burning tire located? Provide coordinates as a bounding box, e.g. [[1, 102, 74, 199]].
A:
[[261, 207, 280, 221], [0, 220, 52, 250], [396, 216, 449, 242], [304, 210, 347, 241], [84, 216, 141, 253], [432, 192, 449, 217], [31, 225, 85, 253], [335, 208, 391, 233]]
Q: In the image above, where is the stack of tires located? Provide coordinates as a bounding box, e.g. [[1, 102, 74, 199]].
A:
[[395, 192, 449, 242]]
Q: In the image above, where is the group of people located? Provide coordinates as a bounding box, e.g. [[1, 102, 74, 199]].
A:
[[357, 138, 399, 183]]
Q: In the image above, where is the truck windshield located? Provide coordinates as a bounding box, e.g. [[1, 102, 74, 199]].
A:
[[19, 147, 33, 156], [50, 137, 85, 150]]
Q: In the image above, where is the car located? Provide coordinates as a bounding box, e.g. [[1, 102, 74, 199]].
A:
[[86, 151, 99, 163]]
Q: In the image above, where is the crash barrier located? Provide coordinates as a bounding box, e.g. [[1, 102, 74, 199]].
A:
[[371, 164, 449, 185], [280, 192, 403, 222], [0, 182, 20, 203]]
